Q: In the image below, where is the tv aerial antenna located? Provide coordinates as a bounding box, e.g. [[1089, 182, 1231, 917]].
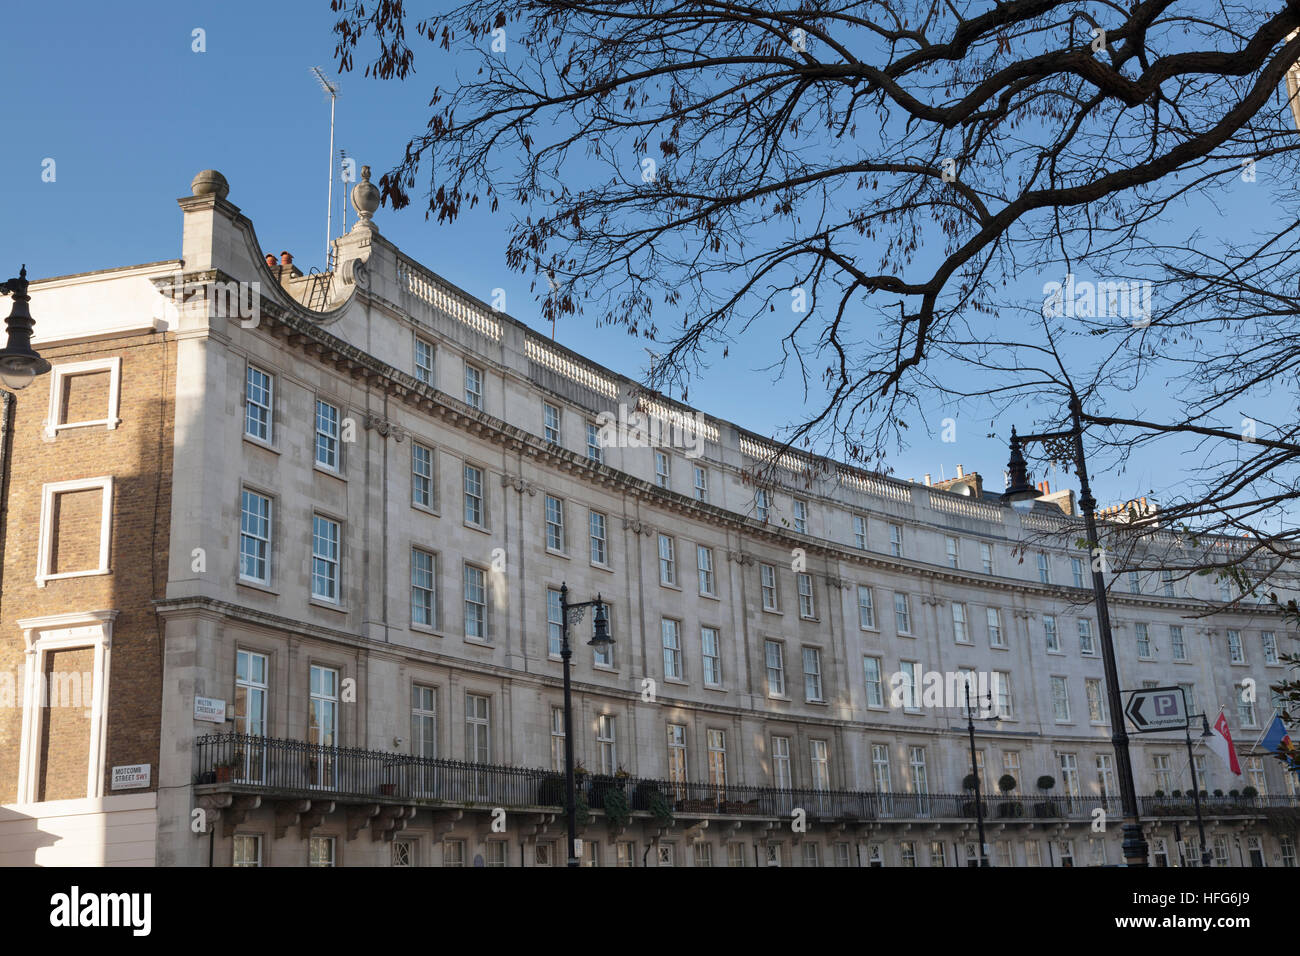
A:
[[310, 66, 340, 270]]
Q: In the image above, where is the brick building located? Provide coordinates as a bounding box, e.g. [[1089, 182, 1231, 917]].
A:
[[1, 167, 1297, 867]]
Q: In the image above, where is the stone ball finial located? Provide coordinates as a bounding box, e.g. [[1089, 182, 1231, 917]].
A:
[[351, 164, 380, 223], [191, 169, 230, 200]]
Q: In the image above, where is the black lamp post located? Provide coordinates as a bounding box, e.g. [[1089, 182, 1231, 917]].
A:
[[0, 266, 51, 390], [1002, 393, 1150, 866], [559, 582, 612, 867], [962, 678, 999, 866], [1185, 711, 1213, 867]]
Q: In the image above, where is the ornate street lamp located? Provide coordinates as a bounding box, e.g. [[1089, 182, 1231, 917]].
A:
[[559, 583, 613, 867], [962, 678, 1000, 866], [0, 266, 51, 390], [1002, 394, 1150, 866]]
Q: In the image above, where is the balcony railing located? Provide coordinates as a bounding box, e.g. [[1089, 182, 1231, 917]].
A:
[[194, 734, 1299, 823]]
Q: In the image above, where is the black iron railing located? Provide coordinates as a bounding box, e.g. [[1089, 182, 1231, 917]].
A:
[[194, 734, 1299, 821]]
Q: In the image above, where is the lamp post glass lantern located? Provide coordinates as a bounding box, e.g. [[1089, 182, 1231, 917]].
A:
[[1002, 396, 1150, 867], [559, 582, 612, 867], [0, 266, 51, 390]]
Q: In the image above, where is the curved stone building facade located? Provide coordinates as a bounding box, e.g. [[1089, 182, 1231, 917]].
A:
[[3, 169, 1297, 867]]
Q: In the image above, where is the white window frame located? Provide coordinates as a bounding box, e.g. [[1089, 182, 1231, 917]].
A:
[[35, 476, 114, 587], [952, 602, 969, 644], [414, 337, 436, 385], [986, 607, 1004, 647], [464, 363, 483, 409], [793, 498, 808, 534], [760, 564, 779, 611], [797, 572, 816, 619], [238, 487, 272, 586], [464, 565, 488, 641], [411, 548, 437, 629], [803, 646, 824, 702], [693, 465, 709, 502], [244, 364, 274, 443], [589, 510, 608, 566], [654, 451, 671, 488], [1170, 625, 1186, 661], [894, 593, 911, 635], [543, 402, 561, 444], [765, 640, 786, 697], [701, 627, 722, 687], [853, 514, 867, 549], [314, 398, 341, 472], [311, 514, 341, 603], [697, 546, 716, 596], [411, 442, 436, 510], [544, 495, 566, 552], [15, 610, 117, 802], [658, 534, 676, 587], [662, 618, 683, 680], [44, 357, 122, 438], [858, 586, 876, 630]]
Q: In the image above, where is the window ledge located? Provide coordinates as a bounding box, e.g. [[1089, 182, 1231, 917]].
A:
[[409, 624, 443, 638], [309, 598, 348, 615], [545, 548, 570, 561], [242, 435, 280, 455], [313, 463, 346, 482], [36, 568, 110, 588], [236, 578, 279, 597], [464, 522, 491, 535], [411, 503, 440, 518]]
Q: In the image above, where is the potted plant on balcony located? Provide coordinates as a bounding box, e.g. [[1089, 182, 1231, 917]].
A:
[[961, 774, 981, 817], [1034, 775, 1056, 817], [996, 774, 1022, 818], [646, 787, 675, 828], [573, 761, 590, 793], [1242, 785, 1258, 800], [603, 786, 632, 829], [590, 773, 618, 808], [538, 773, 566, 807], [215, 758, 239, 784]]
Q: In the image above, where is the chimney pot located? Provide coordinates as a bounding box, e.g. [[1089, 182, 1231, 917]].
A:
[[924, 474, 931, 486], [956, 464, 964, 478], [280, 251, 293, 265], [265, 254, 277, 269]]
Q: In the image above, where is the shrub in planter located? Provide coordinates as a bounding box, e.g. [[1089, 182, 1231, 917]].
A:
[[1213, 789, 1224, 798], [1033, 800, 1056, 818], [1153, 789, 1165, 798], [647, 788, 675, 827], [1242, 785, 1258, 798], [574, 790, 594, 827], [1036, 775, 1055, 791], [1199, 790, 1208, 799], [998, 774, 1017, 794], [1171, 789, 1182, 798], [963, 773, 979, 792], [590, 774, 619, 807], [603, 787, 632, 828], [632, 779, 659, 809], [1229, 789, 1241, 798], [538, 773, 566, 807]]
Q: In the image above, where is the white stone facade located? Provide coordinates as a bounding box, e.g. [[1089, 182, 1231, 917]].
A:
[[27, 169, 1300, 867]]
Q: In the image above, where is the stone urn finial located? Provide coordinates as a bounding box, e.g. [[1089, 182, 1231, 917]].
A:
[[191, 169, 229, 200], [351, 164, 380, 227]]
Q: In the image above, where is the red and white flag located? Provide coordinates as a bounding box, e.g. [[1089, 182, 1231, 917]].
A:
[[1205, 709, 1241, 776]]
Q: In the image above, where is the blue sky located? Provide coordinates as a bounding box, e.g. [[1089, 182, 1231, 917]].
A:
[[4, 0, 1293, 514]]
